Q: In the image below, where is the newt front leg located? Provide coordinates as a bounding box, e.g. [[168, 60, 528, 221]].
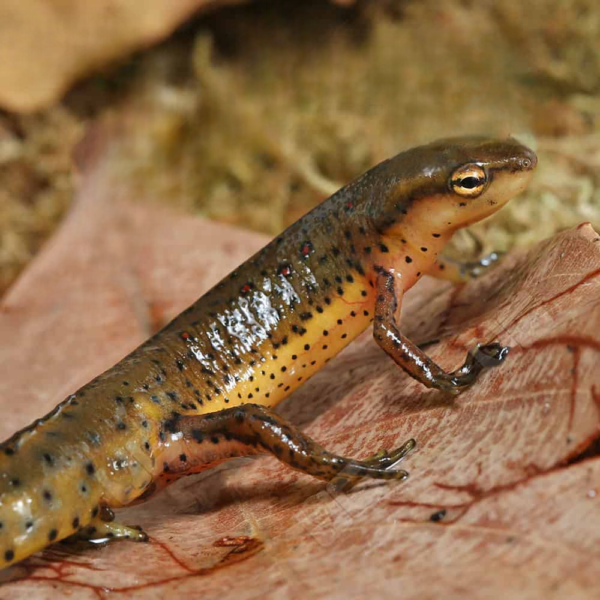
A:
[[431, 251, 504, 283], [373, 270, 509, 394]]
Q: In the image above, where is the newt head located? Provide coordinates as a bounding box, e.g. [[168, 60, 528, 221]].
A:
[[369, 135, 537, 240]]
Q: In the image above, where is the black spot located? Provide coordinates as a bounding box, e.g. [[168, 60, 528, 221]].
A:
[[421, 247, 428, 252], [92, 506, 99, 518], [4, 448, 14, 456], [4, 550, 14, 562], [192, 429, 204, 443], [379, 243, 389, 253], [72, 517, 80, 530], [179, 454, 187, 462], [175, 359, 185, 371], [164, 412, 182, 434], [281, 366, 287, 372], [48, 529, 58, 541], [25, 521, 34, 531], [361, 290, 368, 297], [86, 462, 95, 476], [166, 391, 178, 402], [300, 312, 313, 321], [116, 422, 127, 431], [10, 478, 20, 487], [144, 441, 151, 451], [43, 453, 54, 466], [43, 489, 52, 502], [433, 233, 441, 238], [211, 436, 220, 445], [316, 306, 324, 313], [430, 509, 447, 522], [323, 330, 329, 336], [405, 256, 413, 263], [304, 344, 310, 351], [80, 484, 88, 494]]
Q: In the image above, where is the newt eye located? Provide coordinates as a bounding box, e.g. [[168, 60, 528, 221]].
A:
[[450, 164, 487, 198]]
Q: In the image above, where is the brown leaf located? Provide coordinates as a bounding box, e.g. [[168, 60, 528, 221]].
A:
[[0, 131, 599, 597], [0, 0, 247, 113]]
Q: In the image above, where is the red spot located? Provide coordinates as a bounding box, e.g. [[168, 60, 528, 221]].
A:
[[278, 264, 292, 277], [241, 284, 252, 294], [346, 201, 354, 209], [181, 332, 190, 340], [301, 241, 313, 257]]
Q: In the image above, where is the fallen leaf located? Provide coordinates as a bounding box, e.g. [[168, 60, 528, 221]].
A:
[[0, 127, 599, 598], [0, 0, 247, 113]]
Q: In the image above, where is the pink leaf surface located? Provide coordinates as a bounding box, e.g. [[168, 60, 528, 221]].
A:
[[0, 130, 599, 598]]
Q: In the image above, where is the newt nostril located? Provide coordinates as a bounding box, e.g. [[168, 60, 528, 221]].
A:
[[520, 150, 538, 171]]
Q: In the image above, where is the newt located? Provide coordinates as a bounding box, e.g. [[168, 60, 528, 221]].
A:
[[0, 136, 537, 568]]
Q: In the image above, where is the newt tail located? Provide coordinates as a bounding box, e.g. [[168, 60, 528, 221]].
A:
[[0, 136, 537, 567]]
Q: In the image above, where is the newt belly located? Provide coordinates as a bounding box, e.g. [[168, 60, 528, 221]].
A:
[[0, 136, 537, 567]]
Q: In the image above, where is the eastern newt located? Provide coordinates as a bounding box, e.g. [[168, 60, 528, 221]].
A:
[[0, 136, 537, 567]]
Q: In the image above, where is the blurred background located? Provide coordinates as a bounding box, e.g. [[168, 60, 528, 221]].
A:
[[0, 0, 598, 297]]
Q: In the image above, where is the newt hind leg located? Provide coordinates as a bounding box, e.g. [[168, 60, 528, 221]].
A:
[[63, 506, 148, 551], [374, 270, 508, 394], [172, 404, 416, 483]]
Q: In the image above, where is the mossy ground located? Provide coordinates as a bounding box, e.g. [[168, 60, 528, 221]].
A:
[[0, 0, 598, 295]]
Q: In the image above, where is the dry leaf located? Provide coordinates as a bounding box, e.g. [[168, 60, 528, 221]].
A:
[[0, 129, 599, 598], [0, 0, 247, 113]]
